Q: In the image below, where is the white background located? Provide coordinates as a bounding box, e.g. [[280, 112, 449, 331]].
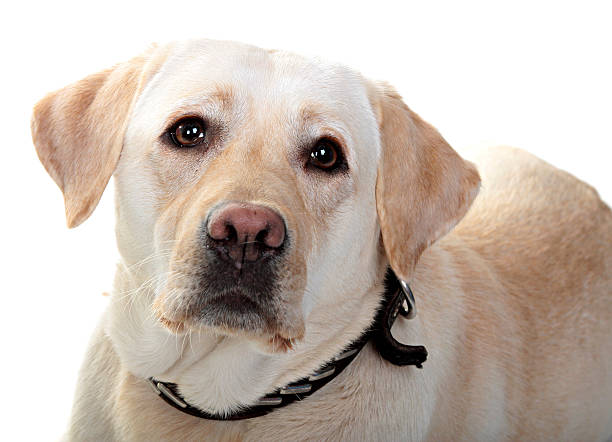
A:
[[1, 1, 610, 439]]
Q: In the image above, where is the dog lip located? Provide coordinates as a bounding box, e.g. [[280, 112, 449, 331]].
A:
[[213, 288, 253, 303], [158, 289, 270, 334], [190, 287, 278, 334], [203, 288, 262, 313]]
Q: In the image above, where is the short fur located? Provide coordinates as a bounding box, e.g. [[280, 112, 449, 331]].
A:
[[31, 39, 612, 441]]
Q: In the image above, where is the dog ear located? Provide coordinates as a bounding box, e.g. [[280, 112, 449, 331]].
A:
[[31, 46, 169, 228], [371, 83, 481, 281]]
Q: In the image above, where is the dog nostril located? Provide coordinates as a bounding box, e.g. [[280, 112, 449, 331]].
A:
[[255, 228, 269, 244], [225, 224, 238, 242], [261, 225, 284, 249]]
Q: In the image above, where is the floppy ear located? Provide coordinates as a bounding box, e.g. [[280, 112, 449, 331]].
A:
[[371, 83, 481, 281], [31, 45, 169, 228]]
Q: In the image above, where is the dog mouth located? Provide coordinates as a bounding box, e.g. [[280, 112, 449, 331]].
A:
[[155, 281, 303, 350], [157, 286, 271, 329], [196, 288, 272, 331]]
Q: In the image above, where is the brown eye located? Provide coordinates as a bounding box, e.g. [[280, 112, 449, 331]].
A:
[[170, 117, 206, 147], [309, 139, 340, 170]]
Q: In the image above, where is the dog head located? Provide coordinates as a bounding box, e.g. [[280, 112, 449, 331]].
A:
[[32, 40, 479, 353]]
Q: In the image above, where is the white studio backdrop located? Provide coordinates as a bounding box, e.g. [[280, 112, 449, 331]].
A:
[[1, 1, 610, 439]]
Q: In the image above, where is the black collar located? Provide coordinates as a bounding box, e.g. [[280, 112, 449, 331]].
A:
[[148, 269, 427, 420]]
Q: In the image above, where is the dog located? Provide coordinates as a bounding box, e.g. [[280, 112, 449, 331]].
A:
[[31, 39, 612, 441]]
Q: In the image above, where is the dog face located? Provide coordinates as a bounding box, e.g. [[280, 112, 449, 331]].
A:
[[32, 40, 479, 352]]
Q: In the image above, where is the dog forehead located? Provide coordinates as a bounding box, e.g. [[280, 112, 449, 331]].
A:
[[140, 39, 374, 124]]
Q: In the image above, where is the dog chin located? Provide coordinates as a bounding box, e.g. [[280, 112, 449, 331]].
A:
[[156, 291, 303, 353]]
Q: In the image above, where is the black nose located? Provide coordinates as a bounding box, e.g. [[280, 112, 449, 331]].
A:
[[206, 202, 286, 268]]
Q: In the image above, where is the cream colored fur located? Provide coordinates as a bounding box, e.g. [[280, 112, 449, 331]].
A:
[[31, 40, 612, 441]]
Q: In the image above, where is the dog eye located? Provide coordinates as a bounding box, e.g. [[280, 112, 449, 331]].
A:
[[308, 139, 341, 170], [169, 117, 206, 147]]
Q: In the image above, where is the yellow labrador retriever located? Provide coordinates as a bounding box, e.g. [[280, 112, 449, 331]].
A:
[[31, 39, 612, 441]]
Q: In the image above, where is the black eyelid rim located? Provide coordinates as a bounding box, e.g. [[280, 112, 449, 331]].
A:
[[307, 136, 348, 172], [310, 141, 338, 164], [167, 115, 207, 147]]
